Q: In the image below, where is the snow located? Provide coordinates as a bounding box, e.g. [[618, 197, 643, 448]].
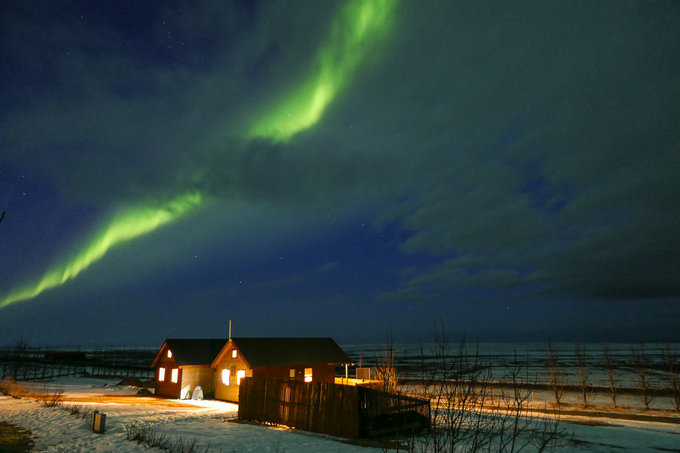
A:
[[2, 376, 680, 452], [0, 377, 377, 452]]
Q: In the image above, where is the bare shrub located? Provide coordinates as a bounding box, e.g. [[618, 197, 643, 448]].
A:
[[602, 343, 617, 408], [375, 332, 398, 393], [632, 343, 653, 410], [124, 421, 207, 453], [664, 343, 680, 412], [0, 379, 31, 398], [66, 404, 84, 416], [64, 404, 95, 419], [413, 328, 569, 452], [171, 437, 199, 453], [229, 444, 285, 453], [0, 379, 64, 407], [574, 344, 589, 407], [126, 422, 171, 450], [37, 389, 64, 407], [547, 342, 564, 407]]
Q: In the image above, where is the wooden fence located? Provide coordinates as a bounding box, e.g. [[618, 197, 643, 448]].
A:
[[238, 378, 430, 439]]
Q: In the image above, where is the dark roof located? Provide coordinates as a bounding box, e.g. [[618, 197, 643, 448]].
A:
[[159, 338, 227, 366], [230, 337, 351, 367]]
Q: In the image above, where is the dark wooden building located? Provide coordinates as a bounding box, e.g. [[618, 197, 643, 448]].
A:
[[211, 337, 351, 402], [151, 338, 227, 399]]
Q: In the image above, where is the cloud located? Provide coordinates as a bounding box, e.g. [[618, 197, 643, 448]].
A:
[[368, 1, 680, 303], [0, 1, 340, 203], [2, 0, 679, 313]]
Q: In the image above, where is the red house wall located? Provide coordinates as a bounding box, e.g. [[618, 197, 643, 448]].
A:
[[155, 354, 182, 398]]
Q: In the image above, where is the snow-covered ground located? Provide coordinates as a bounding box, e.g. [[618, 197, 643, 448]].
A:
[[1, 376, 680, 452], [0, 377, 375, 452]]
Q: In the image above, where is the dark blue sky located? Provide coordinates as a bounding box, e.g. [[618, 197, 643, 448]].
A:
[[1, 1, 679, 346]]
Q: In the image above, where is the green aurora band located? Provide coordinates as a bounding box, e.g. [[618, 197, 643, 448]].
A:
[[0, 192, 202, 308], [0, 0, 397, 308], [249, 0, 396, 142]]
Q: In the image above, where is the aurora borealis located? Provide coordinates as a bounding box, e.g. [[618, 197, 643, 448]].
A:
[[249, 0, 395, 142], [0, 192, 202, 308], [1, 1, 679, 345], [0, 0, 393, 309]]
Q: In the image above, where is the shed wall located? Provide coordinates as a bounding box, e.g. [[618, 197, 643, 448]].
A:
[[179, 366, 215, 399]]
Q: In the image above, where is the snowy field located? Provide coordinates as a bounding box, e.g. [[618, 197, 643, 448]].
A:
[[0, 377, 377, 452], [344, 342, 680, 388], [2, 376, 680, 452]]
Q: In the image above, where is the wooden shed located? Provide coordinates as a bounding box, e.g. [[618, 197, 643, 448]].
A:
[[211, 337, 351, 402], [151, 338, 227, 399]]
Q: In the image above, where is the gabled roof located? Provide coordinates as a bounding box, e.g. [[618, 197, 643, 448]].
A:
[[151, 338, 227, 368], [214, 337, 351, 368]]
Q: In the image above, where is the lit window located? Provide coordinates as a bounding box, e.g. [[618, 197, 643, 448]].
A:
[[232, 349, 238, 359], [167, 350, 172, 358], [304, 368, 312, 382], [158, 367, 165, 382], [290, 369, 295, 380], [222, 369, 230, 386], [171, 368, 179, 383], [237, 369, 246, 385]]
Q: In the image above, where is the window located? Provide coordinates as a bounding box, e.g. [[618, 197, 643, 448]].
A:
[[237, 369, 246, 385], [158, 367, 165, 382], [231, 349, 238, 359], [221, 368, 230, 385], [289, 369, 295, 380], [167, 350, 172, 358], [304, 368, 313, 382], [171, 368, 179, 383]]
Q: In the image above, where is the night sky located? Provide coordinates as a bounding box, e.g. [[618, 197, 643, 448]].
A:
[[1, 1, 679, 346]]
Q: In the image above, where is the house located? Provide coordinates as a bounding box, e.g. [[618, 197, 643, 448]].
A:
[[151, 338, 227, 399], [211, 337, 352, 402]]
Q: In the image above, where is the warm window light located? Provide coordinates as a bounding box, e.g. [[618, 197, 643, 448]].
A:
[[171, 368, 179, 383], [290, 369, 295, 380], [158, 367, 165, 382], [167, 350, 172, 358], [237, 369, 246, 385], [232, 349, 238, 359], [222, 369, 230, 386], [304, 368, 313, 382]]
